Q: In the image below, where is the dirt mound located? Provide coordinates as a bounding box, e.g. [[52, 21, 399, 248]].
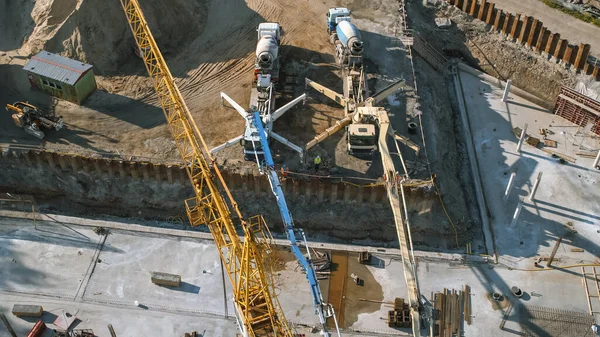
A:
[[0, 0, 36, 51], [16, 0, 209, 75]]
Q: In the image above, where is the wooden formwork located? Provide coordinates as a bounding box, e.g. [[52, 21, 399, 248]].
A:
[[553, 86, 600, 135]]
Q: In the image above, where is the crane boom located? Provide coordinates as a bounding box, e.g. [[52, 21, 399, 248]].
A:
[[378, 112, 421, 335], [119, 1, 293, 336]]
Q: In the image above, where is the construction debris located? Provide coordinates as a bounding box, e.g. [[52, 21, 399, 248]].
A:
[[358, 251, 372, 264], [526, 136, 541, 147], [350, 273, 363, 286], [387, 297, 412, 328], [53, 311, 77, 331], [434, 17, 452, 28], [70, 330, 95, 337], [307, 250, 331, 272], [433, 287, 468, 337], [27, 320, 46, 337]]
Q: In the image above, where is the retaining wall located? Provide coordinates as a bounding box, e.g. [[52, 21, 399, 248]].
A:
[[444, 0, 599, 80], [2, 148, 454, 245], [0, 148, 391, 206]]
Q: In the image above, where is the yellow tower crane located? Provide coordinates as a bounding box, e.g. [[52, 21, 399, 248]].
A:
[[119, 1, 293, 336]]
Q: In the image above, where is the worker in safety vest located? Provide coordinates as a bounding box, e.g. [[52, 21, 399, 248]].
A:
[[280, 164, 289, 178], [314, 155, 321, 172]]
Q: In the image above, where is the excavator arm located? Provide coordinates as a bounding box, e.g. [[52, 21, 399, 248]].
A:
[[120, 1, 293, 336]]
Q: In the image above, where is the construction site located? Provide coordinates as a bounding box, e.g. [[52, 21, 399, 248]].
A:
[[1, 0, 600, 336]]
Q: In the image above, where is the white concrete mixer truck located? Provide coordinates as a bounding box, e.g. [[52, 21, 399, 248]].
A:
[[212, 23, 306, 161], [326, 7, 364, 68]]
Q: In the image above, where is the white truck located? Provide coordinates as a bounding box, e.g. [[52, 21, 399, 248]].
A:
[[212, 23, 306, 161]]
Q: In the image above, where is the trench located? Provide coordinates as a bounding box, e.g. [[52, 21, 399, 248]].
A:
[[0, 149, 467, 250]]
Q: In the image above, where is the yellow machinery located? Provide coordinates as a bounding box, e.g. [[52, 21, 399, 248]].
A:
[[119, 1, 293, 336], [6, 102, 63, 139]]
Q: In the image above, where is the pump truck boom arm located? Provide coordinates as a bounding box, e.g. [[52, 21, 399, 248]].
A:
[[252, 112, 340, 337], [119, 1, 293, 336]]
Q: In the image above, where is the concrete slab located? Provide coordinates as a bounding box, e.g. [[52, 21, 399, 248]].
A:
[[0, 293, 237, 337], [82, 231, 232, 317], [0, 218, 101, 298], [459, 69, 600, 269], [3, 206, 600, 337]]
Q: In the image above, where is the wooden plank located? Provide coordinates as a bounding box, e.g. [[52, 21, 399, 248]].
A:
[[541, 148, 577, 163], [437, 293, 445, 337], [465, 285, 472, 325], [543, 139, 557, 148], [594, 267, 600, 300], [457, 291, 463, 337], [576, 151, 599, 158], [446, 290, 454, 337], [583, 267, 593, 315], [444, 289, 451, 337], [547, 237, 563, 267], [453, 290, 458, 336]]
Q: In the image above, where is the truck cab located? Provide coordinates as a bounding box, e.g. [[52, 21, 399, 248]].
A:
[[257, 23, 281, 43], [326, 7, 351, 34], [347, 123, 377, 156]]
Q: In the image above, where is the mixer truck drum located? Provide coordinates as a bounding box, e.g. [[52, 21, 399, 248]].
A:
[[351, 41, 364, 55], [258, 54, 273, 68]]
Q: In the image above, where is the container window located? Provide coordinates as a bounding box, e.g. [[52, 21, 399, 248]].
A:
[[56, 84, 62, 90], [42, 79, 49, 86], [49, 82, 56, 88]]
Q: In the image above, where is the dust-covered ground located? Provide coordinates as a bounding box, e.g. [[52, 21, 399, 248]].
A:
[[0, 0, 489, 250]]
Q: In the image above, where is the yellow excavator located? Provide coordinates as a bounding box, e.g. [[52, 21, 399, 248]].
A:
[[6, 101, 63, 139]]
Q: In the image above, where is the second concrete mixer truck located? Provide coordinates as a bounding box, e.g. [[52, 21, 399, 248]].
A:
[[326, 7, 364, 68]]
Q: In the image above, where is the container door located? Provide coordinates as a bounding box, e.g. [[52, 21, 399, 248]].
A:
[[28, 74, 37, 89]]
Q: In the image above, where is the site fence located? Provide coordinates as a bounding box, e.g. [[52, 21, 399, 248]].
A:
[[444, 0, 599, 80]]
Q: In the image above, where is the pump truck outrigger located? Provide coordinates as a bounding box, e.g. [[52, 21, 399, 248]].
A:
[[211, 22, 306, 162]]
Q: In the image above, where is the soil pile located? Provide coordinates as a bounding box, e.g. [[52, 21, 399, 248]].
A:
[[2, 0, 209, 75]]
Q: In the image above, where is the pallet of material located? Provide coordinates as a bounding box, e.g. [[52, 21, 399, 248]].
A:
[[433, 287, 467, 337], [543, 139, 557, 148], [12, 304, 43, 317], [151, 271, 181, 287], [526, 136, 541, 147]]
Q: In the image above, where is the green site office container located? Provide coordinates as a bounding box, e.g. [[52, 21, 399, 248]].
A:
[[23, 50, 97, 105]]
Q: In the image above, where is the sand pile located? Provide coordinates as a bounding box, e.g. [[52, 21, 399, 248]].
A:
[[1, 0, 209, 75]]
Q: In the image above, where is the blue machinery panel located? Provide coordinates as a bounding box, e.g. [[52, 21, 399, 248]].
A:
[[251, 112, 329, 325]]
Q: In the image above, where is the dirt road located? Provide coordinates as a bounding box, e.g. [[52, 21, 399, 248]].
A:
[[491, 0, 600, 57]]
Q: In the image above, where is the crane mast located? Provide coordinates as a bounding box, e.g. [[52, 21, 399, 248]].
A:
[[119, 1, 293, 336]]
